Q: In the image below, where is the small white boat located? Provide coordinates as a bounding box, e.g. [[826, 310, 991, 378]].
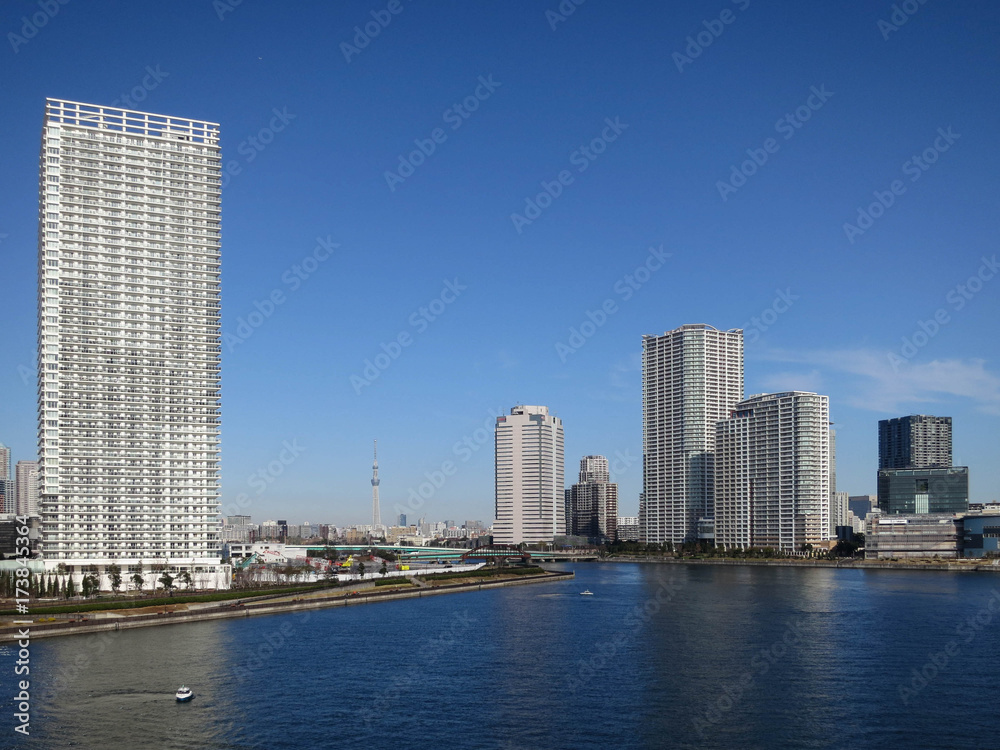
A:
[[580, 590, 594, 596], [175, 686, 193, 702]]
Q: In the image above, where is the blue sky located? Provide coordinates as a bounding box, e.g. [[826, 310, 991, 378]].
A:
[[1, 0, 998, 525]]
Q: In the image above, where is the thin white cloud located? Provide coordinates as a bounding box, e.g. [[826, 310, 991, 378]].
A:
[[496, 349, 519, 370], [759, 348, 1000, 415]]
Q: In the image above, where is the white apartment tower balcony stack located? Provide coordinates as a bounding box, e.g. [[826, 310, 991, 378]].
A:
[[714, 392, 832, 553], [640, 325, 744, 544], [37, 99, 228, 589], [494, 405, 565, 545]]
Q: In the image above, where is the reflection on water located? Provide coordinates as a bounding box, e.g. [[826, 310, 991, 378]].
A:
[[29, 620, 245, 749], [4, 564, 999, 749]]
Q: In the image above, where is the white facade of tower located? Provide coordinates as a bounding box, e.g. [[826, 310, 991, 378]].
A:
[[494, 405, 564, 545], [37, 99, 226, 587], [640, 325, 744, 544], [714, 392, 831, 553], [831, 491, 850, 535]]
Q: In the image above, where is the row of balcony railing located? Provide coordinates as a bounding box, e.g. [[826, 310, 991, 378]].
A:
[[56, 191, 220, 215]]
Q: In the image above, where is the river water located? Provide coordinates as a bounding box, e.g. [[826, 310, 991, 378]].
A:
[[5, 562, 1000, 749]]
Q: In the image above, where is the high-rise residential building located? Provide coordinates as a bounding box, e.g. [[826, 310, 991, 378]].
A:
[[15, 461, 40, 517], [878, 415, 952, 470], [616, 516, 640, 541], [221, 514, 252, 543], [567, 455, 618, 543], [640, 325, 744, 544], [578, 455, 610, 483], [829, 427, 837, 492], [831, 491, 850, 535], [0, 481, 12, 516], [494, 405, 565, 545], [715, 392, 832, 553], [37, 99, 225, 587], [220, 520, 251, 543], [0, 444, 11, 514]]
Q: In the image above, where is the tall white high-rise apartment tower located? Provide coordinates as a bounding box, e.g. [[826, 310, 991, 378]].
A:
[[714, 392, 832, 553], [640, 325, 744, 544], [37, 99, 226, 587], [494, 405, 565, 545]]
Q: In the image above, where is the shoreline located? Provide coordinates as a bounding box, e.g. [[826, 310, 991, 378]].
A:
[[602, 556, 1000, 573], [0, 570, 574, 642]]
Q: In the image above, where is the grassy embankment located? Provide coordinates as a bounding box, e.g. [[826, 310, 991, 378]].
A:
[[0, 567, 552, 617], [419, 566, 547, 585], [0, 581, 339, 617]]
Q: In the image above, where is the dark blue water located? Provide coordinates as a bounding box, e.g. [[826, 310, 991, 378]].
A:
[[5, 563, 1000, 749]]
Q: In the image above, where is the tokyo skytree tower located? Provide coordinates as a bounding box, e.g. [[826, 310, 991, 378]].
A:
[[371, 440, 381, 527]]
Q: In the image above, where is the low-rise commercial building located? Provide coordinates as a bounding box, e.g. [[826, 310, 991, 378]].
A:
[[961, 514, 1000, 558], [865, 514, 961, 559]]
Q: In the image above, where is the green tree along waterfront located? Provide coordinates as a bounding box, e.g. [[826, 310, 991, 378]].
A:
[[599, 537, 867, 561]]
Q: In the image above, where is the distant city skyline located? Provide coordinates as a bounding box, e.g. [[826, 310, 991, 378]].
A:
[[1, 1, 998, 525]]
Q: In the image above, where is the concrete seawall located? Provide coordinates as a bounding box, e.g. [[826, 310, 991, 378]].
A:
[[0, 570, 574, 642]]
